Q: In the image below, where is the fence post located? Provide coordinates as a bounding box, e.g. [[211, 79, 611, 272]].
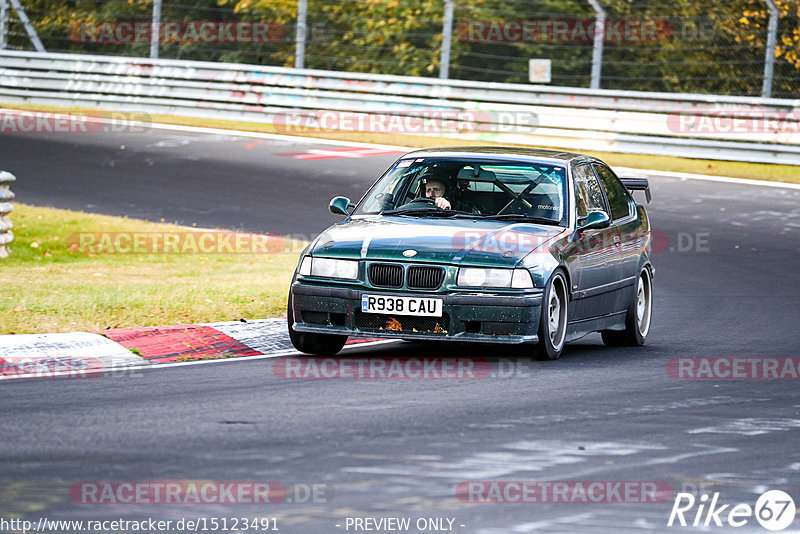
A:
[[295, 0, 307, 69], [587, 0, 605, 89], [440, 0, 454, 79], [8, 0, 44, 52], [150, 0, 161, 59], [762, 0, 778, 98], [0, 0, 7, 50], [0, 171, 15, 258]]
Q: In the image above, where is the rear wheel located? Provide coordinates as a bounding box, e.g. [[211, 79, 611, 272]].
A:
[[287, 291, 347, 356], [602, 267, 653, 347], [534, 271, 568, 361]]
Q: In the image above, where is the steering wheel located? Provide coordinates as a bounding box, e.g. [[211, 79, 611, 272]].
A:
[[397, 196, 443, 210]]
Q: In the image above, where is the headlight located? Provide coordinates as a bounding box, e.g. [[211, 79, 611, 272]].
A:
[[302, 257, 359, 280], [457, 268, 533, 289]]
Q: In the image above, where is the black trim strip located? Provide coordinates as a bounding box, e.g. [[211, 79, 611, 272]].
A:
[[572, 276, 636, 300]]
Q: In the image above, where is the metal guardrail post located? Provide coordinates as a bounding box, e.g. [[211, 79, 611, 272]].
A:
[[150, 0, 162, 59], [0, 171, 15, 258], [762, 0, 779, 98], [440, 0, 454, 80], [587, 0, 605, 89], [295, 0, 307, 69]]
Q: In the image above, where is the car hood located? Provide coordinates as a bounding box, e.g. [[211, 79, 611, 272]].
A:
[[311, 216, 565, 267]]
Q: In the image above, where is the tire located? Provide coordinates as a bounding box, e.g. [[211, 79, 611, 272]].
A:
[[287, 291, 347, 356], [534, 271, 569, 361], [602, 267, 653, 347]]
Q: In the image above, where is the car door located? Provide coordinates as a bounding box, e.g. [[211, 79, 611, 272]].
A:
[[592, 163, 640, 312], [570, 164, 622, 321]]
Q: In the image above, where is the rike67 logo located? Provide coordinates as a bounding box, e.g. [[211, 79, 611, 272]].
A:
[[668, 490, 796, 531]]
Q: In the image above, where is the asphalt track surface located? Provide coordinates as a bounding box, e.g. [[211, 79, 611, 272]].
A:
[[1, 127, 800, 533]]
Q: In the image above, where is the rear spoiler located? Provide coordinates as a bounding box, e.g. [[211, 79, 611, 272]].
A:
[[620, 177, 651, 203]]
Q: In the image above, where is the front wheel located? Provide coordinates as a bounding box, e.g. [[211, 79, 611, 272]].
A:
[[287, 291, 347, 356], [602, 267, 653, 347], [534, 271, 569, 361]]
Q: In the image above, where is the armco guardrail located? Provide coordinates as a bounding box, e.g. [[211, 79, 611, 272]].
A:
[[0, 171, 15, 258], [0, 50, 798, 165]]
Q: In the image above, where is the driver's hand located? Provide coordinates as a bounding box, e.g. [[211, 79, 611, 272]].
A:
[[434, 197, 451, 210]]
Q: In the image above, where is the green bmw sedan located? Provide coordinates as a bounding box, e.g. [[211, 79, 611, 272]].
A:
[[288, 147, 653, 360]]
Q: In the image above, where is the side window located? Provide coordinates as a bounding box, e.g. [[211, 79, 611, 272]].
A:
[[593, 164, 632, 221], [573, 164, 606, 219]]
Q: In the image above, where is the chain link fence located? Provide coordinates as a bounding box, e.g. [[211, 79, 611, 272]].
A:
[[1, 0, 798, 98]]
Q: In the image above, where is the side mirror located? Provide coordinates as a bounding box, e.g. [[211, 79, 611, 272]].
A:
[[329, 196, 354, 216], [577, 211, 610, 231]]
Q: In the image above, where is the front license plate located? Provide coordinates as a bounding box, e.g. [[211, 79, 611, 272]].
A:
[[361, 294, 443, 317]]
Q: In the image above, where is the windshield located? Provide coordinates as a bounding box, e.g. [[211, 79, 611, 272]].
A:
[[355, 158, 568, 225]]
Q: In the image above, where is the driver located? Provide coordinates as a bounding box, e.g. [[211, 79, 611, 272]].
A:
[[424, 178, 452, 210], [411, 165, 483, 213], [424, 177, 485, 214], [416, 165, 457, 210]]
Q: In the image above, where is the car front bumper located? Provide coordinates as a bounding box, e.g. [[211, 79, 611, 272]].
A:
[[290, 282, 544, 344]]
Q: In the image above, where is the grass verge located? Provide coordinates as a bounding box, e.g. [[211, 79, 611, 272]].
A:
[[3, 103, 799, 184], [0, 203, 302, 334]]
